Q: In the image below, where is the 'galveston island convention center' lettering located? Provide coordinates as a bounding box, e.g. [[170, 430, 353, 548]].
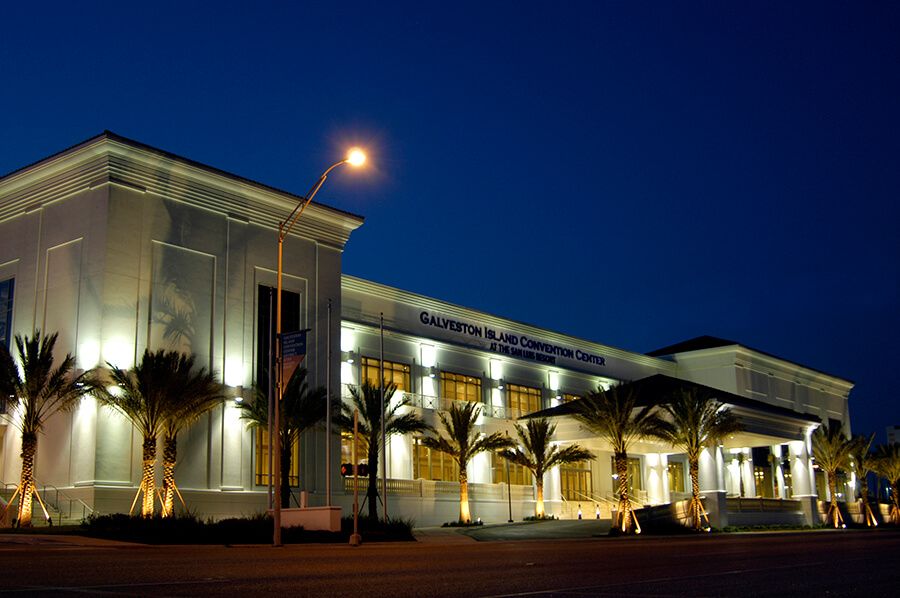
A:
[[419, 311, 606, 367]]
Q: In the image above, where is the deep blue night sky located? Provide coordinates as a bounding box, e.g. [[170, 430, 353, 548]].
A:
[[2, 2, 898, 439]]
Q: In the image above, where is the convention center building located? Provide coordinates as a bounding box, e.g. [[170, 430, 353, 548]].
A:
[[0, 132, 855, 527]]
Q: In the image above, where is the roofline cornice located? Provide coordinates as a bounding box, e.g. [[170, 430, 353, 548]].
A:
[[0, 132, 365, 248], [341, 274, 676, 372], [675, 345, 853, 393]]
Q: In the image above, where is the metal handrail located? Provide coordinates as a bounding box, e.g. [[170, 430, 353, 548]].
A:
[[40, 482, 95, 524], [575, 490, 616, 509], [2, 480, 94, 524], [605, 491, 646, 509]]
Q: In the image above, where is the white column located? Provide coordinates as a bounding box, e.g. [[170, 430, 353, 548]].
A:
[[699, 446, 728, 527], [772, 444, 786, 499], [546, 465, 561, 511], [644, 453, 668, 505], [740, 450, 756, 498], [789, 440, 813, 497], [699, 447, 725, 493]]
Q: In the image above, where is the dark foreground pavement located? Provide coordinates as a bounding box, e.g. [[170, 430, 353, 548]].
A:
[[1, 529, 898, 597]]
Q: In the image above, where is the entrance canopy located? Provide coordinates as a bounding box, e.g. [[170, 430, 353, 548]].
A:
[[525, 374, 820, 446]]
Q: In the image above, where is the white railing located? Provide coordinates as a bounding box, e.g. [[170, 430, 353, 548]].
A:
[[342, 477, 534, 500], [341, 384, 525, 420]]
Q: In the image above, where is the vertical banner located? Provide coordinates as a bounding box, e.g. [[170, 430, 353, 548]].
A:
[[280, 329, 308, 389]]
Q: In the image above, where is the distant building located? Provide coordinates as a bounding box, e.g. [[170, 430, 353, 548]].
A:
[[888, 426, 899, 445], [0, 132, 855, 527]]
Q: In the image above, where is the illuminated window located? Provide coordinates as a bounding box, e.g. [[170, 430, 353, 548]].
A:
[[611, 456, 643, 493], [255, 429, 300, 487], [491, 452, 533, 486], [667, 461, 685, 493], [752, 447, 774, 498], [753, 466, 774, 498], [340, 431, 368, 470], [782, 468, 793, 498], [361, 356, 410, 391], [562, 393, 581, 403], [440, 371, 482, 403], [506, 383, 541, 418], [815, 469, 828, 499], [413, 439, 458, 482], [0, 278, 13, 349], [257, 285, 300, 389], [560, 463, 592, 501]]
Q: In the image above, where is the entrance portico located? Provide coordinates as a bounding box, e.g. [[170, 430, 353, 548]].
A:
[[529, 375, 823, 527]]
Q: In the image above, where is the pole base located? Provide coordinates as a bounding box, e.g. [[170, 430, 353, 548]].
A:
[[349, 533, 362, 547]]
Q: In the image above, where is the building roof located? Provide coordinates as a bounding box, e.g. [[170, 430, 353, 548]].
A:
[[0, 130, 365, 223], [647, 335, 853, 385], [646, 335, 739, 356], [524, 373, 821, 424]]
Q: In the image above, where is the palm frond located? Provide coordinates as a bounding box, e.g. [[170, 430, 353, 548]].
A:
[[571, 383, 658, 454], [648, 387, 741, 459], [0, 331, 90, 436], [422, 402, 513, 467], [812, 420, 855, 475]]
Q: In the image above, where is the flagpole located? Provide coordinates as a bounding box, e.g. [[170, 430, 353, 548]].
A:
[[326, 298, 332, 506], [267, 287, 274, 511], [380, 312, 387, 521]]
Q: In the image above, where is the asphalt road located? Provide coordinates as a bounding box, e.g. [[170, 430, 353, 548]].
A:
[[1, 529, 898, 597]]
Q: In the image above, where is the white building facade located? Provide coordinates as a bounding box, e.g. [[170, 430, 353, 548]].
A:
[[1, 133, 854, 527]]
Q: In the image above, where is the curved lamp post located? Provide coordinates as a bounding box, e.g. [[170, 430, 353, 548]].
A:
[[273, 147, 366, 546]]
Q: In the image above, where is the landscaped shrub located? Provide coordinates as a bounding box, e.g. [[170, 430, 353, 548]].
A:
[[79, 513, 414, 544]]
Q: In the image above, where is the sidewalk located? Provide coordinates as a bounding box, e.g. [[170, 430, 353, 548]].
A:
[[414, 519, 611, 543], [0, 533, 140, 549], [413, 526, 479, 543]]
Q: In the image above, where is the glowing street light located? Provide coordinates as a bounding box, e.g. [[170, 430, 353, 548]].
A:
[[346, 148, 366, 167], [272, 147, 367, 546]]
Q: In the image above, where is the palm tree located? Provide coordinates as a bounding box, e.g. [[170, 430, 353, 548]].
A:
[[0, 331, 91, 527], [240, 367, 327, 508], [811, 420, 855, 528], [159, 355, 225, 517], [421, 401, 514, 524], [874, 443, 900, 525], [92, 349, 183, 517], [849, 433, 877, 527], [571, 383, 656, 534], [336, 380, 429, 521], [647, 387, 741, 531], [500, 417, 594, 518]]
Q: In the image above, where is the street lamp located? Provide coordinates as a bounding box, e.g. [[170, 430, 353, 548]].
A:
[[273, 147, 366, 547]]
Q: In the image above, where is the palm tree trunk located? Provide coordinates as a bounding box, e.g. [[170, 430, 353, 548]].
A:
[[614, 452, 633, 533], [281, 435, 292, 508], [826, 471, 842, 528], [161, 434, 177, 517], [141, 436, 157, 517], [459, 466, 471, 523], [367, 440, 379, 522], [535, 478, 545, 518], [689, 457, 703, 530], [891, 480, 900, 525], [17, 432, 37, 527], [859, 483, 874, 527]]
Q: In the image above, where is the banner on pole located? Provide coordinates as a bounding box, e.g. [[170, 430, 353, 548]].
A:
[[280, 329, 308, 391]]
